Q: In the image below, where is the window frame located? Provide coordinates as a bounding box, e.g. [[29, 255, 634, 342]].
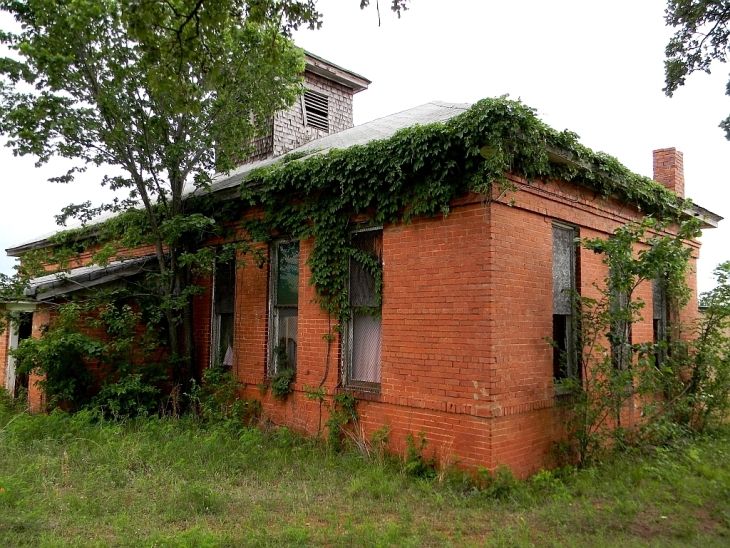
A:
[[652, 276, 670, 368], [552, 221, 580, 382], [609, 267, 633, 371], [342, 226, 383, 392], [4, 302, 35, 398], [210, 255, 236, 369], [268, 239, 300, 377]]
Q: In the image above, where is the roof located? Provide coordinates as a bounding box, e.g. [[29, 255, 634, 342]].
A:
[[6, 100, 722, 256], [304, 51, 370, 93], [24, 256, 154, 301], [205, 101, 470, 195]]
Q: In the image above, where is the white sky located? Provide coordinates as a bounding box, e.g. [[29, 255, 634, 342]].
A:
[[1, 0, 728, 293]]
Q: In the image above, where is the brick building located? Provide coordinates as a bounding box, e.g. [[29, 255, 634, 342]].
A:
[[1, 53, 722, 476]]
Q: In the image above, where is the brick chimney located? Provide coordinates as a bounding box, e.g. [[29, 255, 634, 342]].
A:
[[653, 148, 684, 198]]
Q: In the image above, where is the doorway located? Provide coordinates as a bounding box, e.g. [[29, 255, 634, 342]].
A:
[[6, 311, 33, 398]]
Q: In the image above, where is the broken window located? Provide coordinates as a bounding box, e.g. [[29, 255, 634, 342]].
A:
[[653, 277, 669, 367], [269, 240, 299, 375], [303, 89, 329, 132], [211, 258, 235, 368], [552, 223, 579, 380], [344, 228, 383, 389]]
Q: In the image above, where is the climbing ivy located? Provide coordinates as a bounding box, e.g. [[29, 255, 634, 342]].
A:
[[236, 97, 688, 321], [15, 97, 691, 328]]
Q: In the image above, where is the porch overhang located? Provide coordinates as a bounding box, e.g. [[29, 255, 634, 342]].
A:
[[24, 255, 155, 301]]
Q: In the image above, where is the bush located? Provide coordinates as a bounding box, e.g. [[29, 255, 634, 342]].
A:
[[659, 261, 730, 433], [188, 365, 260, 426], [90, 373, 161, 420], [12, 328, 98, 409]]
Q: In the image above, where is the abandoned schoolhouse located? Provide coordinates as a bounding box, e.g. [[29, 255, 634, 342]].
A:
[[0, 52, 722, 477]]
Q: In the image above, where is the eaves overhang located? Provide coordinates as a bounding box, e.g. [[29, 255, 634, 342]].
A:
[[304, 51, 370, 93]]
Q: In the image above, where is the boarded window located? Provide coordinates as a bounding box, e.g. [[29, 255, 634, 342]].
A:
[[344, 228, 383, 388], [553, 224, 579, 379], [303, 89, 329, 132], [269, 240, 299, 374], [212, 259, 235, 367]]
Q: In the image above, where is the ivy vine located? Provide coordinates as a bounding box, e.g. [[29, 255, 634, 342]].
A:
[[14, 97, 688, 328], [236, 97, 686, 322]]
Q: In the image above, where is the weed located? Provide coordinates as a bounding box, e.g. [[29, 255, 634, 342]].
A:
[[270, 368, 295, 400], [326, 392, 357, 451], [404, 432, 436, 478]]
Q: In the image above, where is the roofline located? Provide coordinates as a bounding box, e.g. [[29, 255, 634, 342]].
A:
[[546, 148, 723, 229], [7, 106, 722, 256], [685, 202, 723, 229], [6, 226, 102, 257], [304, 51, 370, 93]]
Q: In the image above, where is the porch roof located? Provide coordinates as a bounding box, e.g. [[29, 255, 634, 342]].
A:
[[24, 255, 155, 301]]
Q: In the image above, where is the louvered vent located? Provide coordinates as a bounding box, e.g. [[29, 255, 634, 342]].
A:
[[303, 89, 329, 132]]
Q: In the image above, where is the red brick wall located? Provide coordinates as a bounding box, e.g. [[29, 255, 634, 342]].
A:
[[183, 178, 703, 477], [7, 168, 703, 476], [27, 306, 51, 412]]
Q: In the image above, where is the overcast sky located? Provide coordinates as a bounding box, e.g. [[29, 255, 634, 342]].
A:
[[1, 0, 728, 293]]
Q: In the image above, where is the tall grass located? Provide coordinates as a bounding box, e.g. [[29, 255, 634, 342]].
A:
[[1, 393, 728, 546]]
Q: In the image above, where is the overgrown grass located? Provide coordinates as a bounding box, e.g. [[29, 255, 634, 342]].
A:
[[1, 395, 728, 547]]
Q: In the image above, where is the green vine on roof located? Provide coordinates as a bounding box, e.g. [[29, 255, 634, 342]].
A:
[[13, 98, 688, 327], [236, 97, 686, 321]]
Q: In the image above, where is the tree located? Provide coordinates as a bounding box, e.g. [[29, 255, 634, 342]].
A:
[[0, 0, 322, 383], [664, 0, 730, 138], [0, 0, 409, 388]]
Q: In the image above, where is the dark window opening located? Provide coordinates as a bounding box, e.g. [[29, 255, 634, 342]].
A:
[[303, 89, 329, 132], [609, 275, 633, 371], [212, 259, 235, 368], [269, 240, 299, 375]]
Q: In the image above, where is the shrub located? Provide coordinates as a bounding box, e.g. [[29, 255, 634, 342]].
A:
[[12, 328, 98, 409], [90, 373, 161, 420], [188, 365, 260, 426], [659, 261, 730, 433]]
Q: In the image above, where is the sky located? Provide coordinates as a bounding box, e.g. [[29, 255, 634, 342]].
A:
[[0, 0, 728, 293]]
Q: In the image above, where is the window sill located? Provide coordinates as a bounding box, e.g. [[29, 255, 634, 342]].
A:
[[338, 385, 381, 402]]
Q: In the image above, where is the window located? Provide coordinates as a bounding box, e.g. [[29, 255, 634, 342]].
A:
[[653, 277, 669, 367], [609, 271, 633, 371], [552, 223, 579, 380], [269, 240, 299, 375], [303, 89, 329, 132], [211, 258, 235, 368], [344, 228, 383, 389]]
